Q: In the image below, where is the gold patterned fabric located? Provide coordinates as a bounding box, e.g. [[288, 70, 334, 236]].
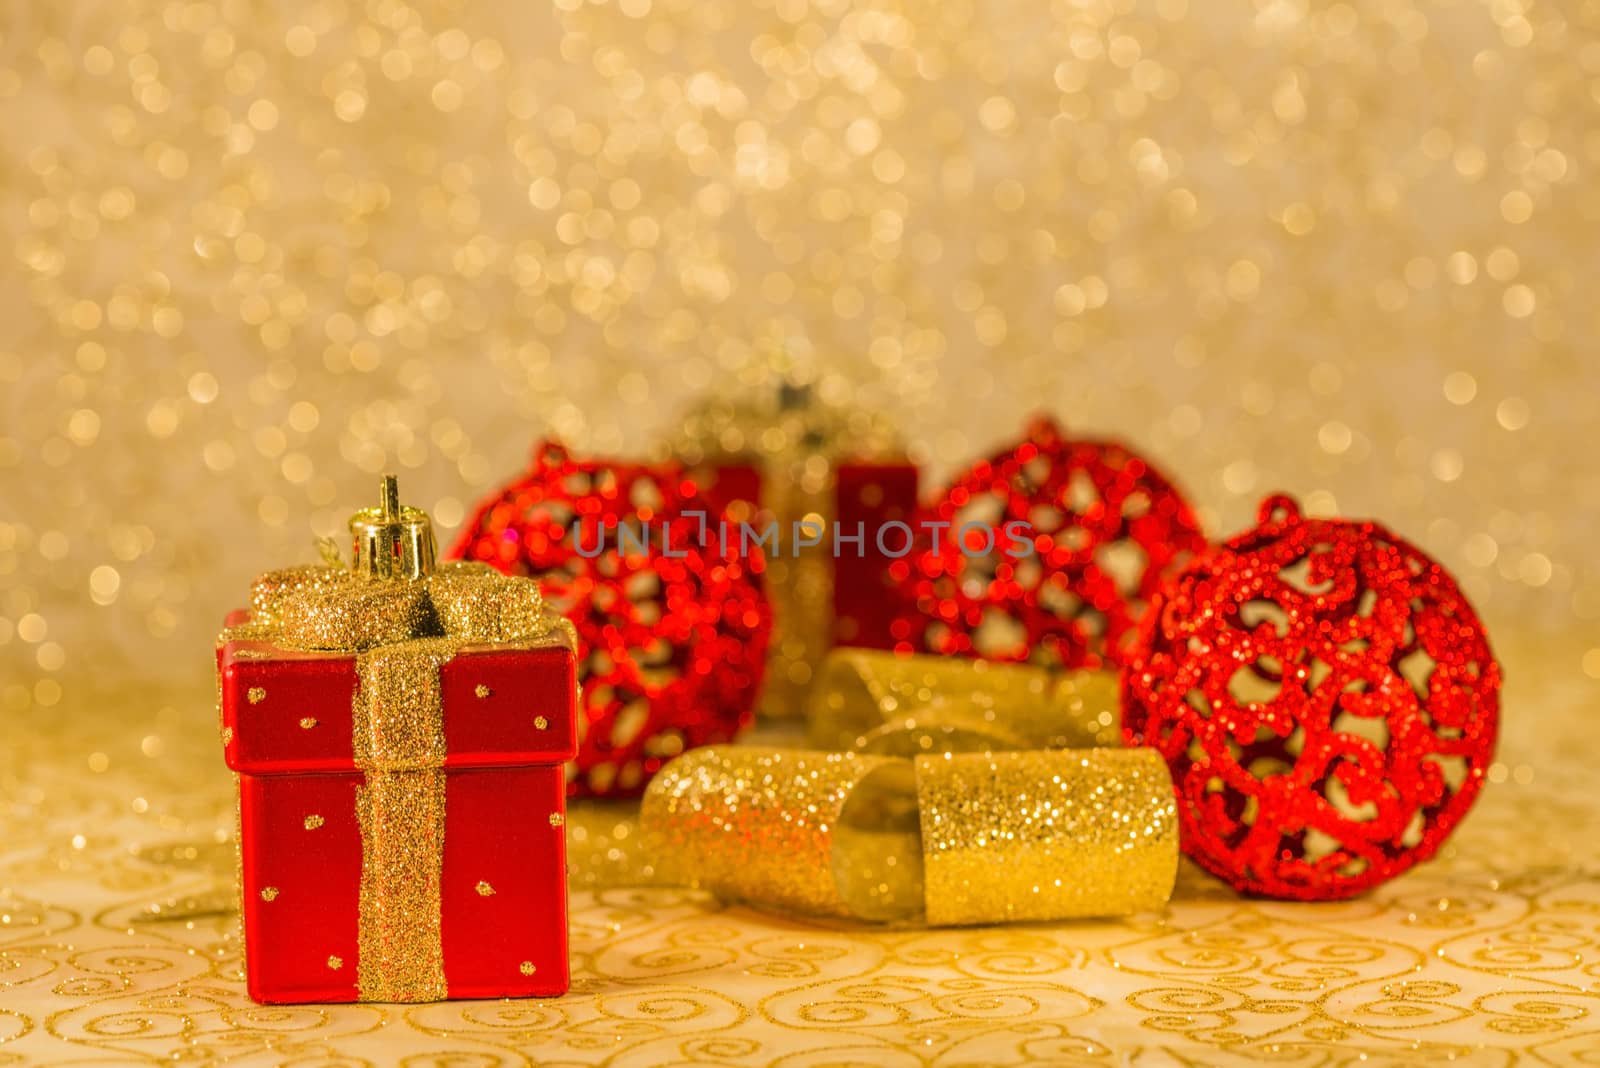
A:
[[2, 635, 1597, 1064]]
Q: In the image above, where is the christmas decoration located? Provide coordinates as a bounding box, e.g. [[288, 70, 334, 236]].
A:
[[894, 415, 1206, 670], [641, 746, 1177, 925], [1121, 494, 1501, 901], [807, 648, 1122, 754], [218, 477, 578, 1004], [670, 381, 919, 717], [448, 440, 771, 798]]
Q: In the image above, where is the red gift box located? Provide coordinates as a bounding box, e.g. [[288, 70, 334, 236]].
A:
[[666, 389, 919, 717], [218, 475, 578, 1005], [697, 458, 919, 717], [219, 625, 576, 1003], [700, 459, 920, 648], [831, 462, 921, 650]]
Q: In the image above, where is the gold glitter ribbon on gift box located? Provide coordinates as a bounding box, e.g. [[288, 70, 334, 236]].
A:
[[222, 479, 575, 1002], [807, 648, 1123, 754], [640, 745, 1178, 925]]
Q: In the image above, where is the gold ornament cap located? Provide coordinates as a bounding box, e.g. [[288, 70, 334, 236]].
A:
[[349, 475, 436, 580]]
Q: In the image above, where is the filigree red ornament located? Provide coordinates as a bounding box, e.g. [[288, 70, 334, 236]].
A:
[[892, 416, 1206, 668], [1122, 494, 1501, 900], [448, 441, 772, 799]]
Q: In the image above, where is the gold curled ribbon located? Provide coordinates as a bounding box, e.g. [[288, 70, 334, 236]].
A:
[[228, 562, 573, 1000], [807, 649, 1123, 754], [640, 745, 1177, 926]]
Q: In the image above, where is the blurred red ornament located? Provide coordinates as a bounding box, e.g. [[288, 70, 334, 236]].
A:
[[1122, 494, 1501, 900], [448, 441, 771, 799], [893, 415, 1206, 668]]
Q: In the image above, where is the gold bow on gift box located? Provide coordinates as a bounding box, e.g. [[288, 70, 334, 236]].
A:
[[638, 649, 1179, 926]]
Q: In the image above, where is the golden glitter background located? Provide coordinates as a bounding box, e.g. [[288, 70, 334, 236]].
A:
[[2, 0, 1599, 1062]]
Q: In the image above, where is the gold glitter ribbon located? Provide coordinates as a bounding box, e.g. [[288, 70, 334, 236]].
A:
[[229, 562, 574, 1001], [351, 638, 458, 1003], [807, 649, 1123, 754], [640, 745, 1177, 925]]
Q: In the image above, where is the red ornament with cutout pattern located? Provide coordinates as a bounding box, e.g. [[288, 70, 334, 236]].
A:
[[893, 416, 1207, 668], [1121, 494, 1501, 900], [449, 441, 772, 799]]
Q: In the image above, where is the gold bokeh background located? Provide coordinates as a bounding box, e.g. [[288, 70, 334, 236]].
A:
[[4, 0, 1598, 719], [4, 1, 1600, 1062]]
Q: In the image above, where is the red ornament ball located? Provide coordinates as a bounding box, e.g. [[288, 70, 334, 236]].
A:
[[1122, 494, 1501, 900], [894, 416, 1207, 669], [449, 440, 772, 799]]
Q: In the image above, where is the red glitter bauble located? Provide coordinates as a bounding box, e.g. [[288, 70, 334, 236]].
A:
[[893, 416, 1207, 668], [448, 440, 772, 799], [1122, 494, 1501, 900]]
